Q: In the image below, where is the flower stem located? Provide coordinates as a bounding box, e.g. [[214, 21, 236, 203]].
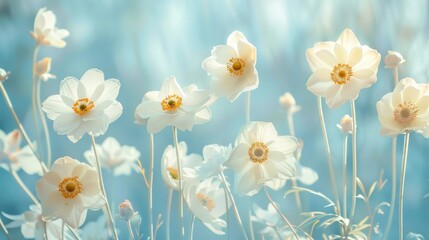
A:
[[287, 112, 302, 212], [148, 133, 154, 240], [190, 214, 195, 240], [249, 211, 255, 240], [246, 91, 251, 123], [128, 220, 135, 240], [399, 133, 410, 240], [61, 221, 65, 240], [9, 163, 40, 207], [0, 215, 11, 240], [223, 181, 230, 239], [384, 136, 397, 240], [317, 97, 340, 215], [172, 127, 184, 240], [219, 172, 249, 240], [31, 45, 43, 161], [36, 79, 52, 167], [166, 188, 173, 240], [342, 135, 348, 220], [393, 66, 399, 86], [263, 187, 299, 240], [90, 135, 118, 240], [349, 100, 358, 220]]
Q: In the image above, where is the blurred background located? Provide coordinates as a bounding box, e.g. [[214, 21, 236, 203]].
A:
[[1, 0, 429, 239]]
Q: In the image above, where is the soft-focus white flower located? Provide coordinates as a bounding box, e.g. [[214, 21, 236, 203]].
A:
[[202, 31, 259, 101], [31, 8, 69, 48], [377, 77, 429, 137], [84, 137, 140, 176], [0, 129, 43, 175], [0, 68, 9, 82], [42, 68, 123, 143], [135, 77, 211, 133], [337, 114, 353, 134], [185, 144, 231, 180], [306, 28, 381, 108], [117, 199, 138, 222], [78, 216, 110, 240], [35, 57, 56, 81], [183, 177, 229, 235], [161, 141, 203, 190], [279, 92, 301, 114], [265, 161, 318, 190], [384, 50, 405, 69], [225, 122, 297, 196], [36, 156, 105, 228]]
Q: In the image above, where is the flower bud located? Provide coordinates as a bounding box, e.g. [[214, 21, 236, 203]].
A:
[[35, 58, 55, 81], [384, 51, 405, 69], [337, 114, 353, 134], [0, 68, 9, 82], [118, 199, 136, 221], [279, 92, 300, 114]]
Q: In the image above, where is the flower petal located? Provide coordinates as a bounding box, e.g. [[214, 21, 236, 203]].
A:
[[347, 47, 363, 66], [159, 77, 185, 99], [306, 68, 333, 96], [336, 28, 361, 49], [80, 69, 105, 95]]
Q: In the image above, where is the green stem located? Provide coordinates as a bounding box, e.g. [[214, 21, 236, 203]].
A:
[[166, 188, 172, 240], [127, 220, 135, 240], [149, 134, 154, 240], [0, 214, 11, 240], [172, 127, 184, 240], [399, 133, 410, 240], [36, 79, 52, 167], [31, 45, 43, 161], [287, 112, 302, 212], [246, 91, 251, 123], [349, 100, 357, 220], [342, 135, 348, 220], [190, 215, 195, 240]]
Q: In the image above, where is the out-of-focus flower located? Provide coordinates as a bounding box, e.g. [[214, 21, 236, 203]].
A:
[[118, 200, 138, 222], [384, 50, 405, 69], [185, 144, 231, 180], [183, 177, 229, 235], [337, 114, 353, 134], [42, 68, 123, 143], [35, 156, 105, 228], [84, 137, 140, 176], [135, 77, 211, 133], [78, 216, 110, 240], [279, 92, 301, 114], [225, 122, 297, 196], [35, 58, 56, 81], [406, 232, 425, 240], [306, 28, 381, 108], [0, 129, 43, 175], [161, 141, 203, 190], [0, 68, 9, 82], [31, 8, 69, 48], [265, 161, 318, 190], [376, 77, 429, 137], [202, 31, 259, 101]]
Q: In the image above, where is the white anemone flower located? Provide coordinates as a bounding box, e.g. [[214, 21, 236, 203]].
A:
[[225, 122, 298, 196], [0, 129, 43, 175], [185, 144, 231, 180], [42, 68, 123, 143], [31, 8, 69, 48], [161, 141, 203, 190], [377, 77, 429, 137], [202, 31, 259, 101], [134, 77, 211, 133], [36, 156, 105, 229], [183, 177, 229, 235], [84, 137, 140, 176], [306, 28, 381, 108]]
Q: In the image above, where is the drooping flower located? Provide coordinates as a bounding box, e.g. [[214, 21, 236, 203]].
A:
[[225, 122, 297, 196], [35, 156, 105, 228], [134, 77, 211, 133], [376, 77, 429, 137], [84, 137, 140, 176], [184, 144, 231, 180], [0, 68, 9, 82], [202, 31, 259, 101], [117, 200, 138, 222], [31, 8, 69, 48], [35, 57, 56, 81], [78, 216, 110, 240], [42, 68, 123, 143], [183, 177, 229, 235], [0, 129, 43, 175], [306, 28, 381, 108], [384, 50, 405, 69]]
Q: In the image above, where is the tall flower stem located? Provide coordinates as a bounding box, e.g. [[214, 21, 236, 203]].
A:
[[36, 79, 52, 167], [9, 163, 40, 208], [264, 187, 299, 240], [172, 127, 184, 240], [90, 135, 118, 240], [249, 211, 255, 240], [342, 135, 348, 219], [148, 134, 154, 240], [127, 220, 135, 240], [31, 45, 43, 161], [190, 215, 195, 240], [349, 100, 358, 220], [317, 97, 340, 215], [399, 133, 410, 240], [246, 91, 251, 123], [219, 172, 249, 240], [166, 188, 173, 240], [287, 112, 302, 212], [0, 217, 11, 240], [393, 66, 399, 86], [223, 183, 230, 238]]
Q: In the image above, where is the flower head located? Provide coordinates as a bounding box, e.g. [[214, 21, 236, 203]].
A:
[[36, 156, 105, 228], [42, 68, 123, 143], [384, 50, 405, 69], [279, 92, 300, 114], [118, 200, 138, 222], [185, 144, 231, 180], [31, 8, 69, 48], [135, 77, 211, 133], [35, 57, 56, 81], [337, 114, 353, 134], [306, 28, 381, 108], [0, 68, 9, 82], [225, 122, 297, 196], [202, 31, 259, 101]]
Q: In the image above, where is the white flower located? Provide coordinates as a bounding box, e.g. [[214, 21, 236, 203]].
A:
[[0, 68, 9, 82], [84, 137, 140, 176], [337, 114, 353, 134], [35, 57, 56, 81], [31, 8, 69, 48], [78, 216, 110, 240], [279, 92, 301, 114], [184, 144, 231, 180], [225, 122, 297, 196], [36, 156, 105, 228], [0, 129, 43, 175], [265, 161, 318, 190], [42, 68, 123, 143], [377, 77, 429, 137], [183, 177, 229, 235], [384, 50, 405, 69], [306, 28, 381, 108], [134, 77, 211, 133], [202, 31, 259, 101], [161, 141, 203, 190]]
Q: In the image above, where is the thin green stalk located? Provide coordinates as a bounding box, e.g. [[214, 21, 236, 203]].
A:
[[190, 215, 195, 240], [246, 91, 251, 123], [287, 111, 302, 212], [399, 133, 410, 240], [249, 211, 255, 240], [342, 135, 348, 220], [349, 100, 358, 220], [36, 79, 51, 167], [31, 45, 43, 161], [384, 137, 397, 240], [166, 188, 173, 240], [223, 181, 230, 239], [0, 215, 11, 240], [172, 127, 184, 240], [9, 162, 40, 208], [148, 134, 154, 240], [127, 220, 135, 240]]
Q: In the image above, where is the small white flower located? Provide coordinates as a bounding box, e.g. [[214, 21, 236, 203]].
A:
[[306, 28, 381, 108], [225, 122, 297, 196], [161, 141, 203, 190], [0, 68, 9, 82], [185, 144, 231, 180], [251, 203, 281, 236], [134, 77, 211, 133], [202, 31, 259, 101], [79, 216, 110, 240], [279, 92, 301, 114], [384, 50, 405, 69], [118, 200, 138, 221], [265, 161, 318, 190], [35, 58, 56, 81], [31, 8, 69, 48], [183, 177, 229, 235], [84, 137, 140, 176], [36, 156, 105, 229], [0, 129, 43, 175], [42, 68, 123, 143], [337, 114, 353, 134]]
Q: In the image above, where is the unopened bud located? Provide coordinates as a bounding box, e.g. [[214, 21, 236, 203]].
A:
[[0, 68, 9, 82], [279, 92, 300, 114], [384, 51, 405, 69], [118, 199, 137, 221], [337, 114, 353, 134], [35, 58, 55, 81]]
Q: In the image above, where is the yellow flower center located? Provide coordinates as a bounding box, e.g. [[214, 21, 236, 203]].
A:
[[167, 167, 179, 180], [248, 142, 269, 163], [161, 95, 183, 111], [72, 98, 94, 115], [331, 63, 353, 85], [196, 193, 216, 211], [227, 57, 246, 76], [58, 176, 83, 199], [393, 102, 419, 125]]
